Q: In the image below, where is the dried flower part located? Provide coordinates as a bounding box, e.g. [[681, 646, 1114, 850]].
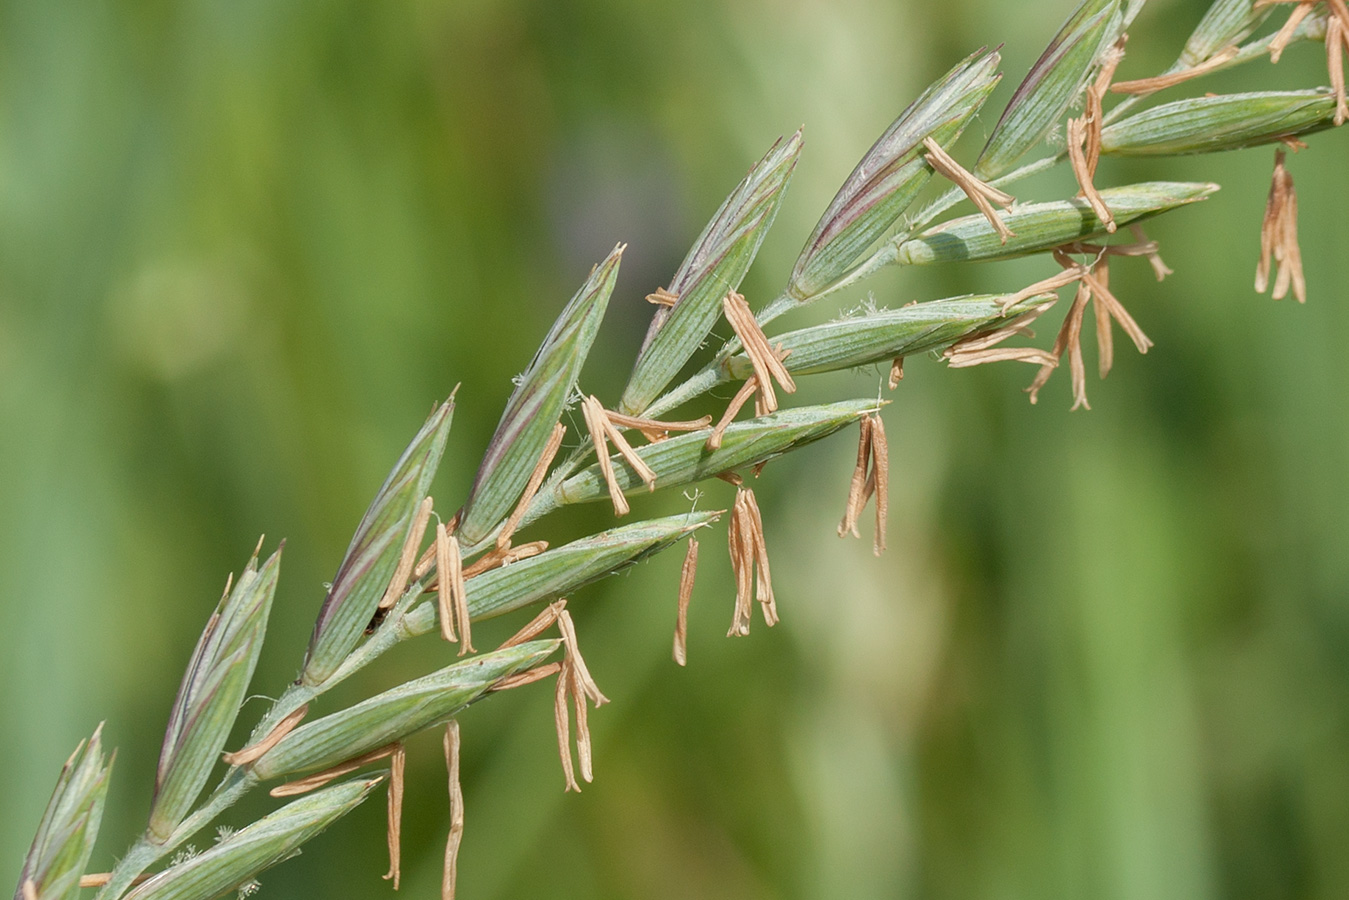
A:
[[646, 287, 679, 307], [559, 400, 876, 509], [459, 246, 622, 545], [571, 662, 595, 784], [269, 743, 403, 798], [1267, 1, 1317, 62], [1112, 45, 1239, 95], [889, 357, 905, 388], [977, 0, 1125, 179], [496, 424, 565, 551], [382, 744, 406, 890], [1129, 224, 1174, 280], [1067, 116, 1116, 233], [557, 608, 608, 707], [621, 132, 802, 416], [124, 778, 384, 900], [253, 642, 559, 783], [442, 723, 464, 900], [673, 537, 700, 666], [723, 292, 796, 412], [17, 726, 112, 900], [435, 523, 458, 643], [1328, 15, 1348, 125], [152, 546, 282, 840], [398, 513, 721, 635], [222, 705, 309, 768], [1100, 90, 1338, 156], [499, 600, 566, 650], [582, 396, 631, 517], [707, 379, 760, 452], [790, 48, 1002, 299], [489, 662, 564, 693], [727, 488, 776, 636], [922, 137, 1017, 243], [590, 396, 659, 490], [460, 540, 547, 580], [1255, 149, 1306, 302], [553, 662, 580, 793], [379, 497, 433, 611], [1178, 0, 1274, 68], [838, 416, 874, 540], [603, 410, 712, 444], [896, 182, 1218, 266], [305, 399, 454, 686]]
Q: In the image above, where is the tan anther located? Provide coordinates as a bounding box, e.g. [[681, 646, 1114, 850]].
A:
[[380, 497, 434, 610], [22, 880, 37, 900], [557, 608, 608, 707], [946, 299, 1055, 360], [947, 347, 1061, 368], [723, 292, 795, 413], [605, 410, 712, 444], [415, 511, 459, 579], [1068, 115, 1116, 233], [553, 660, 580, 792], [889, 357, 904, 389], [382, 743, 406, 890], [435, 523, 458, 643], [499, 600, 566, 650], [1027, 277, 1091, 407], [1000, 267, 1088, 312], [922, 136, 1017, 243], [582, 396, 631, 517], [646, 286, 679, 307], [497, 423, 565, 551], [588, 396, 657, 491], [1328, 15, 1347, 125], [460, 540, 547, 580], [1129, 224, 1174, 281], [741, 490, 778, 624], [1082, 262, 1153, 356], [442, 722, 464, 900], [672, 536, 700, 666], [78, 875, 151, 889], [864, 414, 889, 556], [1084, 36, 1127, 171], [270, 742, 402, 797], [707, 377, 759, 451], [571, 662, 595, 784], [726, 488, 774, 635], [716, 471, 745, 487], [1111, 45, 1239, 95], [1094, 258, 1115, 378], [490, 662, 563, 692], [221, 704, 310, 767], [1255, 149, 1306, 302], [838, 416, 873, 540], [1266, 1, 1316, 63]]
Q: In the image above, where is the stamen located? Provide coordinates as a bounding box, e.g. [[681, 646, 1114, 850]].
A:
[[436, 522, 458, 643], [605, 410, 712, 444], [78, 875, 151, 889], [707, 378, 759, 451], [1267, 1, 1315, 63], [460, 540, 547, 580], [1068, 116, 1115, 232], [557, 608, 608, 706], [1001, 267, 1088, 312], [382, 744, 406, 889], [947, 347, 1060, 368], [1111, 45, 1238, 95], [922, 137, 1017, 243], [222, 704, 310, 767], [415, 511, 459, 579], [1329, 16, 1347, 125], [742, 490, 778, 626], [270, 743, 402, 797], [727, 490, 754, 637], [442, 722, 464, 900], [22, 881, 36, 900], [571, 664, 594, 783], [1065, 285, 1091, 411], [723, 292, 796, 413], [1129, 224, 1173, 281], [673, 536, 699, 666], [499, 600, 566, 649], [592, 397, 658, 491], [838, 416, 873, 539], [1255, 149, 1306, 303], [380, 497, 433, 610], [889, 357, 904, 388], [868, 414, 889, 557], [554, 661, 580, 792], [947, 300, 1055, 355], [490, 661, 563, 692], [581, 396, 630, 516], [449, 535, 475, 656], [1094, 257, 1115, 378], [1082, 266, 1153, 354], [498, 423, 565, 550], [646, 286, 679, 307]]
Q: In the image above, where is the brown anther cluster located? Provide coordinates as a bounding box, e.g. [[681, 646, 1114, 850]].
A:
[[945, 296, 1058, 369], [1024, 247, 1155, 408], [672, 536, 699, 666], [1068, 37, 1127, 233], [727, 487, 776, 636], [837, 414, 890, 556], [435, 523, 474, 655], [1255, 149, 1306, 303], [723, 291, 796, 413], [922, 137, 1017, 242], [582, 395, 657, 517]]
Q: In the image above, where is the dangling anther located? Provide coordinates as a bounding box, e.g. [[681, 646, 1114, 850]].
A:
[[672, 536, 700, 666], [380, 497, 434, 610], [442, 722, 464, 900], [382, 743, 407, 890], [922, 137, 1017, 243], [722, 292, 795, 413]]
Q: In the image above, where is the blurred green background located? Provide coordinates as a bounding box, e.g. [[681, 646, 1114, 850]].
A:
[[3, 0, 1347, 898]]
